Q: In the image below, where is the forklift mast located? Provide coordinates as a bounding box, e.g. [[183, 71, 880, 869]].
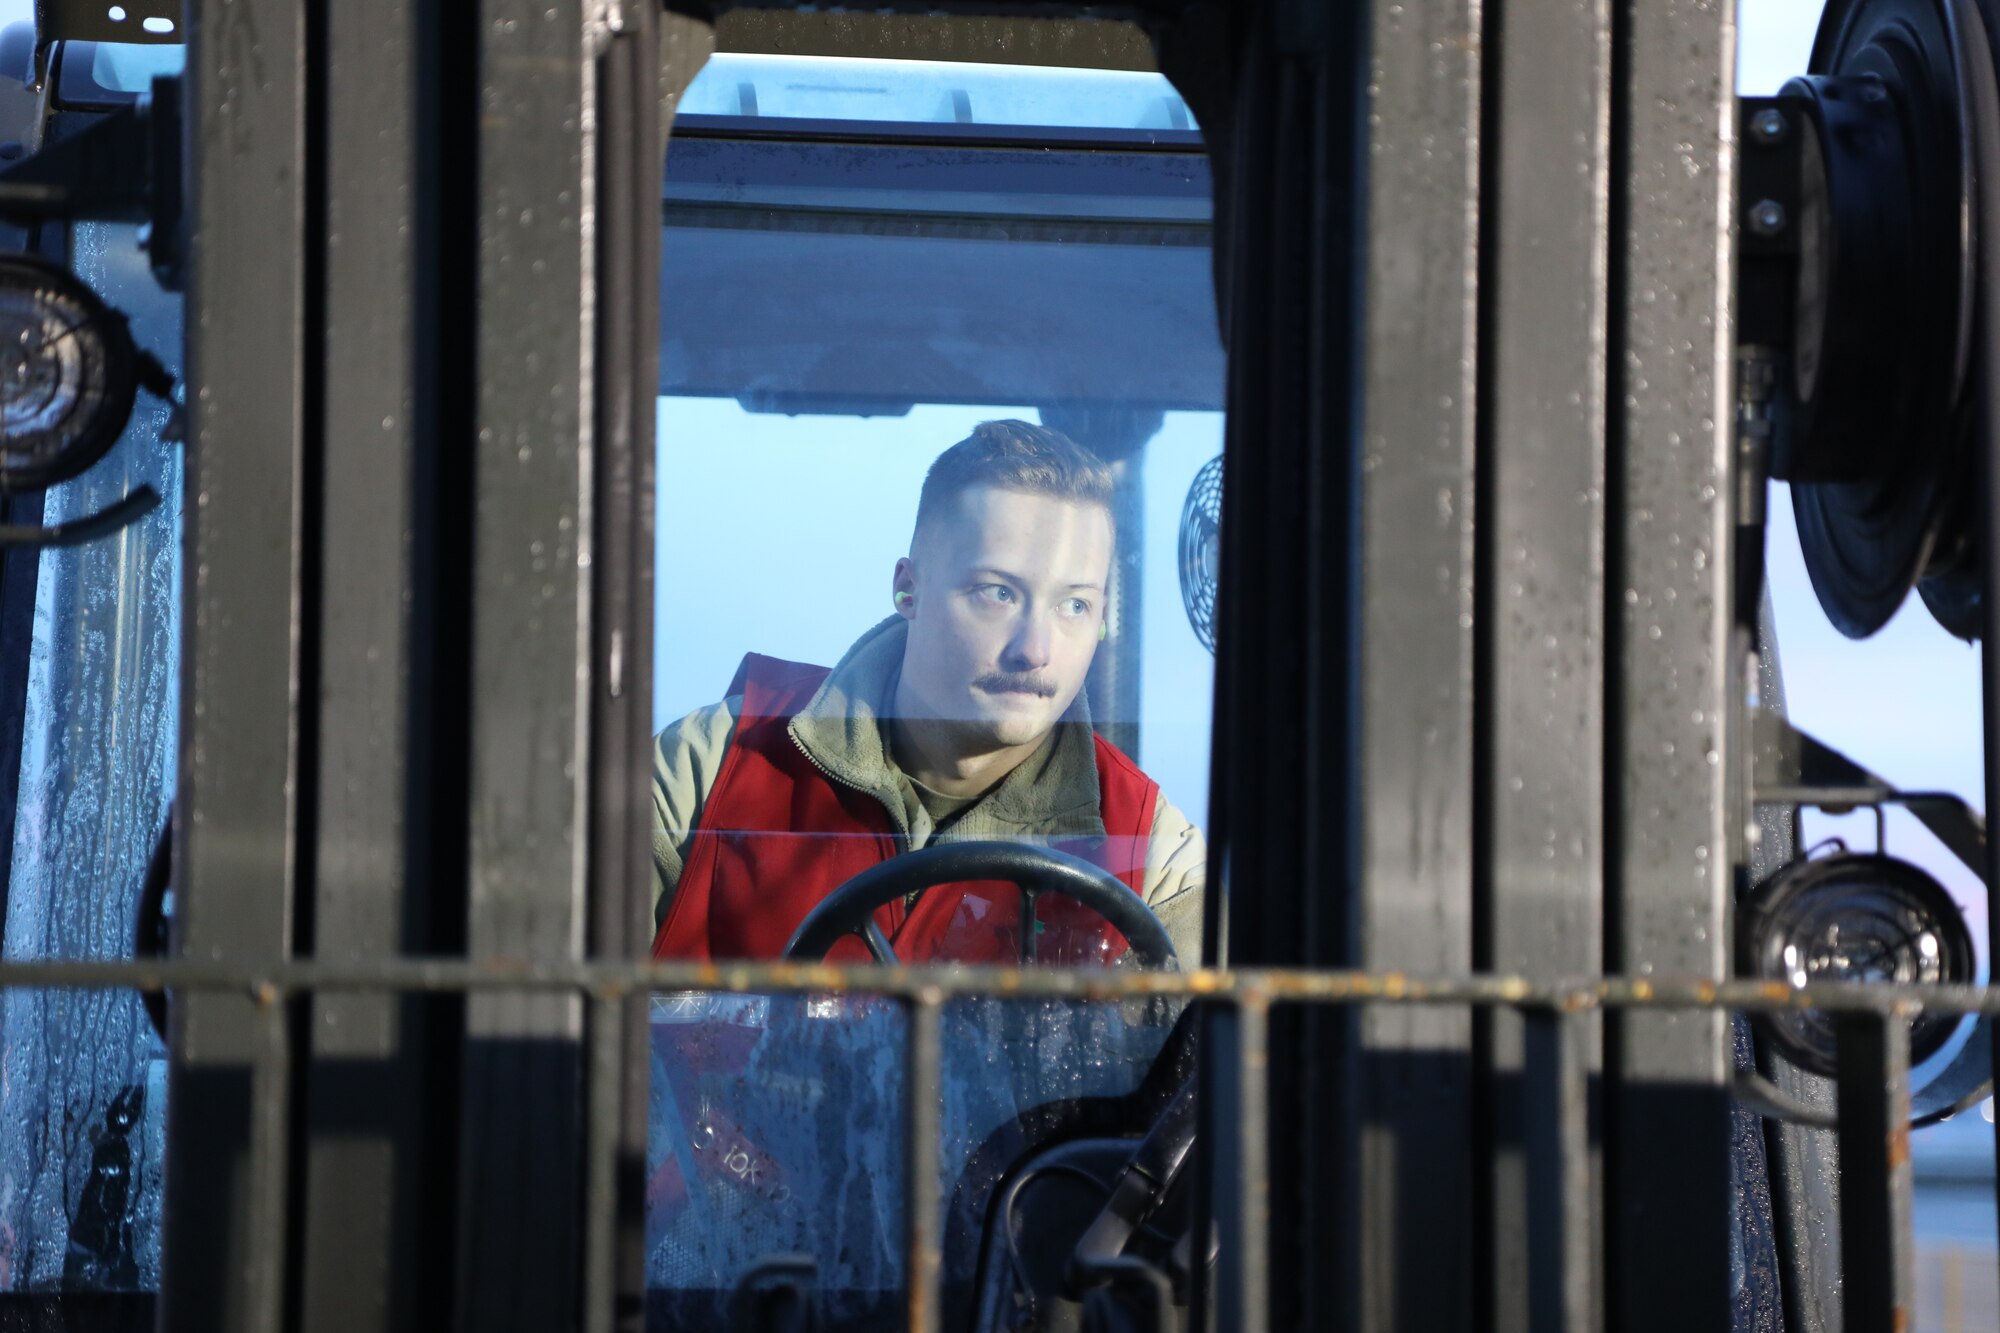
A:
[[0, 0, 1987, 1330]]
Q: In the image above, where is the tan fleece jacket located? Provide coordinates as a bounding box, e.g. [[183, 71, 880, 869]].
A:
[[651, 617, 1207, 963]]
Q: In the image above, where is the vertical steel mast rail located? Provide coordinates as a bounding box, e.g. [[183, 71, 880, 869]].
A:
[[173, 0, 668, 1326], [1608, 0, 1744, 1326], [171, 0, 310, 1324], [1480, 0, 1613, 1325]]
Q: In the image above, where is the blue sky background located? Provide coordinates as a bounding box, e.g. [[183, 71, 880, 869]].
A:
[[1741, 0, 1826, 95]]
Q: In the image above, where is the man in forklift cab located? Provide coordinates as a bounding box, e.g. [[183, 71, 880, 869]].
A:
[[649, 419, 1206, 965]]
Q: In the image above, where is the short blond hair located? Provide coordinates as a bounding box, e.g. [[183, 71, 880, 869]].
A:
[[912, 420, 1113, 549]]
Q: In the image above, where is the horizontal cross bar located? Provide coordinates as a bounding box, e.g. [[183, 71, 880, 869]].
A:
[[0, 957, 1988, 1016]]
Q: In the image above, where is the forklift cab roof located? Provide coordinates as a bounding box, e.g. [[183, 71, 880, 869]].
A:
[[64, 38, 1223, 415]]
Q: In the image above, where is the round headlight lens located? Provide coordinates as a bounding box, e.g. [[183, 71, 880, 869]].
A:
[[0, 254, 139, 496], [1740, 852, 1974, 1077]]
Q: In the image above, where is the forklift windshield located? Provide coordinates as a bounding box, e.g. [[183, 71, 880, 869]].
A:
[[647, 48, 1221, 1323]]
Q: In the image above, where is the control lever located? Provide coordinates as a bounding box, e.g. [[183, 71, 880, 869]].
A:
[[1064, 1079, 1198, 1298]]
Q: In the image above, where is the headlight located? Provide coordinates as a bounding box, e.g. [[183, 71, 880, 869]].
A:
[[1739, 850, 1974, 1077], [0, 254, 144, 496]]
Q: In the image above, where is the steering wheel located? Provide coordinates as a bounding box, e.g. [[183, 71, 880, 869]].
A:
[[781, 841, 1178, 968]]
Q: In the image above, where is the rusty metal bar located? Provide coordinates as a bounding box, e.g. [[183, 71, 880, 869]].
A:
[[583, 991, 622, 1333], [1523, 1006, 1598, 1332], [6, 957, 1948, 1333], [22, 957, 2000, 1017], [1836, 1011, 1915, 1333], [905, 989, 944, 1333]]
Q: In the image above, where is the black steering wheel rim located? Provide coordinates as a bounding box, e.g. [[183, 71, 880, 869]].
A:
[[781, 840, 1177, 969]]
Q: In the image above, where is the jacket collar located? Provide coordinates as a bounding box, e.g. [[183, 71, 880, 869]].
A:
[[787, 616, 1105, 841]]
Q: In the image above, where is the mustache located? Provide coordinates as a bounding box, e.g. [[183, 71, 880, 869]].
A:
[[973, 671, 1059, 698]]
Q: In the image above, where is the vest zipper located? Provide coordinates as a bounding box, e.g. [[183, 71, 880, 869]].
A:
[[788, 732, 910, 853], [788, 730, 918, 919]]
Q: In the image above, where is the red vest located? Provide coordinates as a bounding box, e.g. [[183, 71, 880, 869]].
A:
[[650, 653, 1159, 963]]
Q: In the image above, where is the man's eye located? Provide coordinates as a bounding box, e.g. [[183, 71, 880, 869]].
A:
[[975, 585, 1015, 604], [1061, 598, 1091, 617]]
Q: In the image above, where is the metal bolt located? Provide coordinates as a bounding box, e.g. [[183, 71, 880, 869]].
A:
[[1859, 80, 1888, 105], [1748, 199, 1787, 237], [1749, 108, 1788, 145]]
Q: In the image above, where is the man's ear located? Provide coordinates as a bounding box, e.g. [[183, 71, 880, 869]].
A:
[[892, 558, 917, 620]]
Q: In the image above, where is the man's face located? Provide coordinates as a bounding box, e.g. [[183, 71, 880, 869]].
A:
[[895, 486, 1113, 750]]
